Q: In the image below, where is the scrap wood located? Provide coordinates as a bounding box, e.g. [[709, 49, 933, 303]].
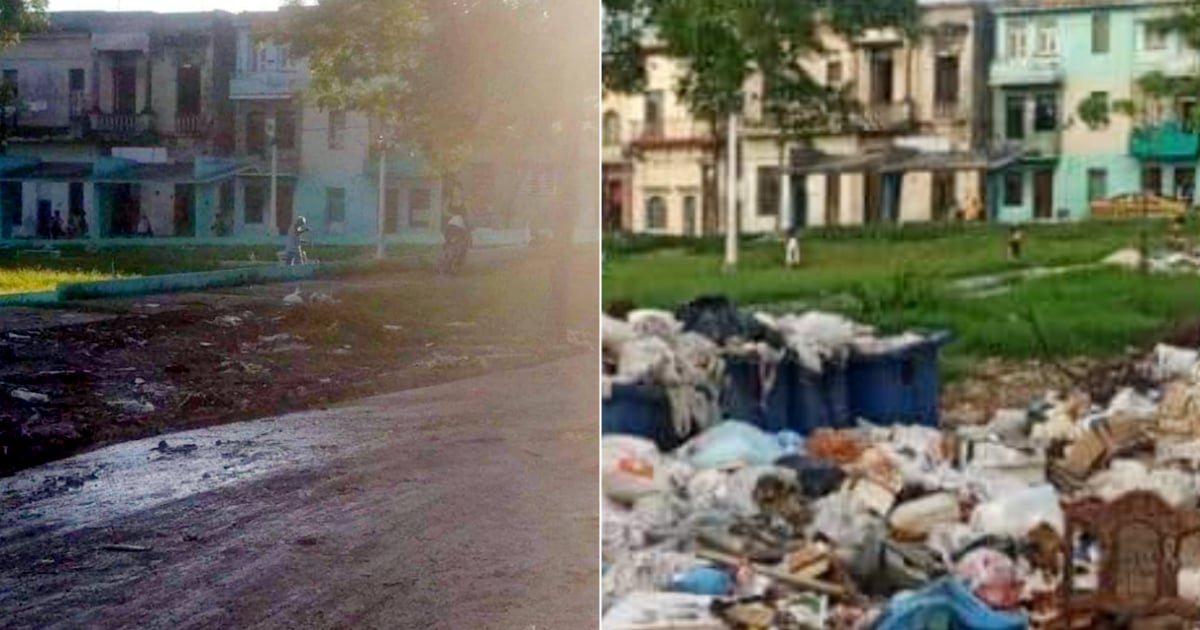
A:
[[694, 548, 848, 597]]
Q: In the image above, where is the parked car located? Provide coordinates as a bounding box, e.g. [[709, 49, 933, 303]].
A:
[[1090, 193, 1188, 219]]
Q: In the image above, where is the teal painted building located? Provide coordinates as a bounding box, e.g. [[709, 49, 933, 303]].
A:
[[989, 0, 1199, 223]]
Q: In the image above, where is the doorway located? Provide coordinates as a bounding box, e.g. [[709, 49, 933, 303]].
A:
[[864, 171, 883, 224], [173, 184, 194, 236], [1034, 169, 1054, 219], [275, 181, 295, 236], [36, 199, 51, 238], [825, 174, 840, 226], [112, 183, 139, 236], [112, 64, 137, 115], [792, 175, 806, 228], [932, 171, 955, 221]]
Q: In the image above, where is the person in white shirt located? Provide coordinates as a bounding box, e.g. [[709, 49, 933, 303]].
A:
[[785, 228, 801, 268]]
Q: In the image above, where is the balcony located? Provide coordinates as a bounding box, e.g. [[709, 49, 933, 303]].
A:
[[1130, 120, 1199, 160], [1134, 49, 1200, 78], [90, 113, 143, 135], [856, 101, 914, 133], [996, 130, 1061, 159], [931, 100, 970, 124], [175, 114, 205, 136], [989, 56, 1063, 87], [628, 117, 713, 150], [230, 70, 307, 100]]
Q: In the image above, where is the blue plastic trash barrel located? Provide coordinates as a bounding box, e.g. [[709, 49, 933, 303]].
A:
[[791, 358, 852, 434], [846, 330, 952, 427], [601, 382, 684, 450], [720, 354, 791, 432]]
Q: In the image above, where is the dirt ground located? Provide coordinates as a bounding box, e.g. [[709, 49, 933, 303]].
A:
[[0, 252, 597, 477], [0, 355, 599, 629]]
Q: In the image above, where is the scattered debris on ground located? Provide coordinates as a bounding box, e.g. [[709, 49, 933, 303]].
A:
[[602, 294, 1200, 629]]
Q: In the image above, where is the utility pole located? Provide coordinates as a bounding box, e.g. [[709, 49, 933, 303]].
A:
[[724, 111, 739, 272], [376, 132, 387, 260], [266, 112, 278, 237]]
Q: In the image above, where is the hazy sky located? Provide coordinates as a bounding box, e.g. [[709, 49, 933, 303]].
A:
[[49, 0, 284, 12]]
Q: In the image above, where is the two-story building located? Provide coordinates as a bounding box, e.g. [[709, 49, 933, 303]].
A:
[[602, 0, 1010, 235], [0, 11, 243, 241], [989, 0, 1200, 222]]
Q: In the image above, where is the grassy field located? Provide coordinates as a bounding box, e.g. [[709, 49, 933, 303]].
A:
[[0, 243, 433, 294], [604, 221, 1200, 373]]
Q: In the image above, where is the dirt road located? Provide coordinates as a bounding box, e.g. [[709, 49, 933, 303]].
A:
[[0, 355, 598, 629]]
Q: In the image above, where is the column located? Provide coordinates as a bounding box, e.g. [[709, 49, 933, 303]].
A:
[[779, 168, 791, 231]]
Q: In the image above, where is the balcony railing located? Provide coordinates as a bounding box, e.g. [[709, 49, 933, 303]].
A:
[[995, 130, 1060, 158], [989, 56, 1063, 87], [1130, 120, 1200, 160], [91, 113, 139, 134], [932, 100, 969, 123], [175, 113, 205, 136], [856, 100, 914, 132], [68, 91, 87, 118], [628, 117, 712, 148], [230, 70, 307, 100]]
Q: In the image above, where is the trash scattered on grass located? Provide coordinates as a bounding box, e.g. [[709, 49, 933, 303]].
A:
[[10, 388, 49, 403], [106, 399, 156, 414], [283, 288, 304, 306], [213, 315, 244, 328]]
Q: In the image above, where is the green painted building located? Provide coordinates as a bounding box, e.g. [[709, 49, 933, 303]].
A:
[[989, 0, 1200, 223]]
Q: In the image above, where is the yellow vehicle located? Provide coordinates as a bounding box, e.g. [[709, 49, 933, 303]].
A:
[[1090, 193, 1188, 219]]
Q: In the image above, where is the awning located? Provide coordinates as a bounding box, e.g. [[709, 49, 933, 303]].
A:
[[879, 146, 1026, 173], [789, 147, 917, 175], [0, 161, 248, 184], [790, 145, 1025, 175]]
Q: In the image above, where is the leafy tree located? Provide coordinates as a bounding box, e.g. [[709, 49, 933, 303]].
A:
[[603, 0, 917, 234], [1076, 92, 1110, 130], [279, 0, 596, 337]]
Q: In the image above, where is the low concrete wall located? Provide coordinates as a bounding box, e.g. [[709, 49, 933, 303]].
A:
[[0, 291, 59, 307], [56, 264, 320, 300]]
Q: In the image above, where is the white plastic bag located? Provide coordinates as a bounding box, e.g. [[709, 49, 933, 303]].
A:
[[628, 309, 683, 340], [969, 484, 1064, 537], [603, 435, 668, 504], [1155, 343, 1200, 381]]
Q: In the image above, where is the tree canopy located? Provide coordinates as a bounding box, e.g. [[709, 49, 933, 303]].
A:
[[278, 0, 597, 176], [603, 0, 919, 131]]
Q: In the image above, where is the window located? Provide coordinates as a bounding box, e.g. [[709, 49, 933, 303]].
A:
[[276, 109, 296, 150], [645, 195, 667, 230], [325, 187, 346, 225], [934, 55, 960, 108], [1087, 169, 1108, 202], [68, 68, 85, 116], [1181, 99, 1199, 132], [1145, 23, 1169, 51], [68, 68, 84, 91], [1034, 93, 1058, 132], [826, 60, 843, 85], [244, 180, 266, 224], [1004, 172, 1023, 206], [602, 111, 620, 146], [1035, 19, 1058, 56], [1007, 19, 1028, 58], [757, 167, 780, 217], [869, 49, 894, 104], [683, 195, 697, 236], [327, 110, 345, 150], [1006, 95, 1026, 140], [1092, 12, 1110, 54], [644, 90, 663, 137], [408, 188, 430, 227], [1143, 166, 1163, 194]]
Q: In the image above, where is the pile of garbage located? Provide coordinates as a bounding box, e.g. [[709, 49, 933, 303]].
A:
[[602, 334, 1200, 629], [603, 296, 929, 441]]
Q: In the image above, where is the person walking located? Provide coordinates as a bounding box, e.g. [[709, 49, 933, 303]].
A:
[[784, 228, 801, 268], [284, 216, 309, 265]]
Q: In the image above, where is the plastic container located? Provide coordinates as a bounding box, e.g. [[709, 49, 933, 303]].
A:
[[722, 354, 851, 436], [720, 354, 791, 431], [601, 382, 684, 450], [846, 330, 951, 427]]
